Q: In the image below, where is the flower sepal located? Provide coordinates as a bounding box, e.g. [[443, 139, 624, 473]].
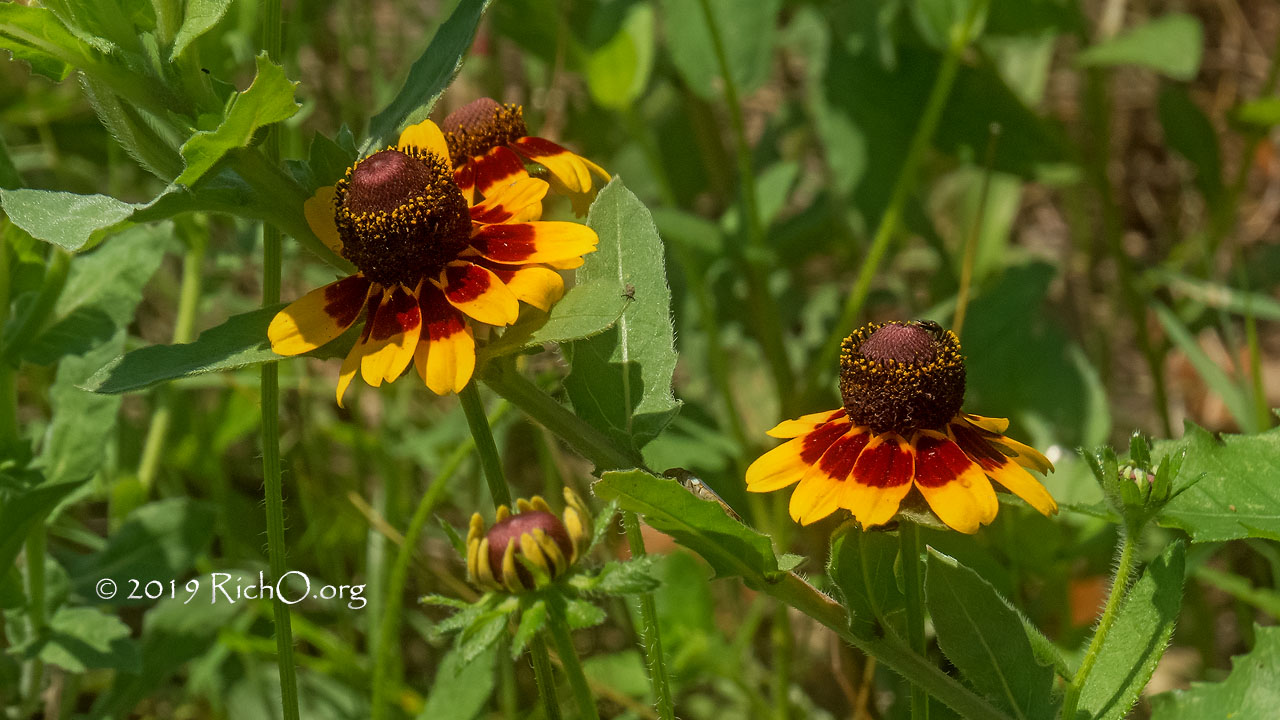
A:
[[1085, 431, 1197, 525]]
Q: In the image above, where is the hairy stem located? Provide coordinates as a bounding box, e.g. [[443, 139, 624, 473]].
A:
[[1060, 521, 1140, 719], [900, 521, 930, 720], [459, 381, 513, 509], [546, 596, 601, 720], [623, 512, 676, 720], [530, 635, 565, 720]]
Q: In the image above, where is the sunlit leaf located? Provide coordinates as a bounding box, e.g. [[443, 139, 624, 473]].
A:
[[170, 0, 232, 60], [1077, 541, 1185, 720], [659, 0, 781, 101], [1149, 624, 1280, 718], [828, 525, 904, 636], [1155, 423, 1280, 542], [926, 550, 1056, 720], [592, 470, 780, 582], [1076, 14, 1203, 80], [176, 53, 299, 186], [564, 178, 680, 451], [27, 607, 140, 673]]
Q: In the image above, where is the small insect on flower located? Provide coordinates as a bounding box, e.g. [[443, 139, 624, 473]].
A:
[[664, 468, 742, 521], [267, 119, 599, 405], [466, 489, 593, 593], [746, 321, 1058, 534], [442, 98, 611, 214]]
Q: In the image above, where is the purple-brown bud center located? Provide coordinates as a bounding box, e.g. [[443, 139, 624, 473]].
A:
[[860, 324, 936, 365], [442, 98, 529, 167], [485, 510, 573, 578]]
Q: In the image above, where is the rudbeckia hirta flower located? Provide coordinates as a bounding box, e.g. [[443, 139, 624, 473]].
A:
[[442, 97, 610, 214], [746, 321, 1057, 534], [467, 489, 592, 593], [268, 120, 598, 404]]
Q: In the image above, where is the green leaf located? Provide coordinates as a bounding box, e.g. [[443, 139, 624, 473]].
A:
[[37, 227, 169, 486], [592, 469, 780, 582], [457, 609, 509, 664], [1155, 423, 1280, 542], [827, 525, 904, 636], [476, 278, 629, 365], [0, 480, 84, 575], [169, 0, 232, 60], [0, 190, 136, 253], [510, 599, 547, 658], [1232, 97, 1280, 130], [1078, 540, 1186, 720], [564, 179, 679, 452], [659, 0, 782, 101], [33, 607, 140, 673], [1076, 14, 1204, 80], [176, 53, 299, 186], [89, 596, 244, 717], [565, 597, 607, 629], [1152, 301, 1255, 432], [910, 0, 988, 50], [1149, 624, 1280, 718], [576, 557, 662, 596], [1158, 85, 1223, 204], [65, 498, 215, 604], [418, 642, 498, 720], [0, 3, 92, 81], [364, 0, 491, 152], [584, 3, 654, 110], [926, 550, 1055, 720], [83, 304, 355, 394], [1149, 268, 1280, 321], [82, 75, 184, 181]]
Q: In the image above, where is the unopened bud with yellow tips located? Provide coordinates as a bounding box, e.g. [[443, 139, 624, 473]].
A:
[[467, 488, 592, 593]]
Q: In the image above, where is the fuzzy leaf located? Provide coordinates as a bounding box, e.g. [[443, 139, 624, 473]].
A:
[[1155, 423, 1280, 542], [30, 607, 140, 673], [828, 525, 904, 636], [593, 470, 780, 582], [564, 179, 680, 452], [170, 0, 233, 60], [418, 642, 498, 720], [1078, 541, 1186, 720], [1149, 624, 1280, 718], [176, 53, 300, 186], [0, 3, 91, 81], [926, 549, 1056, 720], [510, 600, 547, 658]]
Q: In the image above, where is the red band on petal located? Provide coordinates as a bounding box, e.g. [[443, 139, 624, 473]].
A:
[[471, 145, 527, 199], [511, 135, 571, 159], [914, 434, 976, 488], [949, 423, 1009, 471], [443, 263, 491, 304], [368, 286, 420, 341], [420, 285, 467, 342], [852, 438, 913, 488], [799, 420, 852, 465], [322, 275, 373, 328], [817, 430, 871, 481], [471, 223, 538, 262]]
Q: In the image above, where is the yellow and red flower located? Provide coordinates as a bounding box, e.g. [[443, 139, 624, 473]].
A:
[[746, 321, 1057, 534], [268, 119, 598, 404], [442, 98, 610, 214]]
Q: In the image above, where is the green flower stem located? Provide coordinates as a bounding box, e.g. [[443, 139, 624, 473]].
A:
[[480, 362, 644, 471], [771, 602, 792, 720], [258, 2, 300, 719], [459, 381, 513, 509], [1060, 521, 1140, 720], [694, 0, 794, 407], [623, 512, 676, 720], [951, 125, 1001, 340], [900, 521, 930, 720], [530, 635, 565, 720], [369, 402, 511, 720], [804, 4, 985, 399], [481, 363, 672, 718], [764, 572, 1014, 720], [546, 596, 601, 720], [138, 232, 206, 492]]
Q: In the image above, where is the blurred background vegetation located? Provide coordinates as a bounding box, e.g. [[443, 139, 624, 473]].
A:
[[2, 0, 1278, 717]]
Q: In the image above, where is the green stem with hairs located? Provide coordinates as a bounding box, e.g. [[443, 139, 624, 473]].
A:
[[370, 402, 511, 719], [623, 512, 676, 720], [459, 381, 512, 509], [694, 0, 794, 406], [805, 3, 986, 399], [530, 635, 565, 720], [546, 595, 602, 720], [258, 2, 300, 718], [900, 521, 930, 720], [1060, 521, 1141, 720]]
